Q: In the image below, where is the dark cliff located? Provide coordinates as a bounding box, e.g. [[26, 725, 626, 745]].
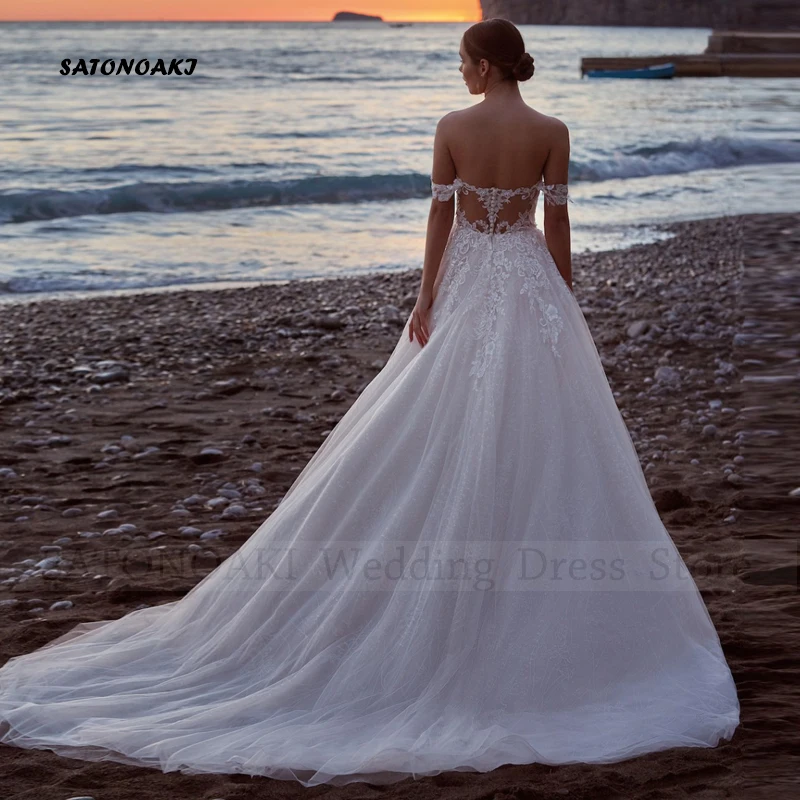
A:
[[479, 0, 799, 29]]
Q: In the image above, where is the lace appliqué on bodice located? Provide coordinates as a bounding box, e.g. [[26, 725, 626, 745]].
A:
[[429, 176, 572, 385], [431, 176, 573, 236], [430, 177, 571, 202]]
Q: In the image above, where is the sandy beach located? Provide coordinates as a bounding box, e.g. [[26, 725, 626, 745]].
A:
[[1, 211, 798, 799]]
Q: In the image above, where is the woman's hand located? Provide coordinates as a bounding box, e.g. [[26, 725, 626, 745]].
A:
[[409, 289, 434, 347]]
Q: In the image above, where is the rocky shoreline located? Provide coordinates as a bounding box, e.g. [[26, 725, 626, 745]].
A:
[[1, 211, 798, 798]]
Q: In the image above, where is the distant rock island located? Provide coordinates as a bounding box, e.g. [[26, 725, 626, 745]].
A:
[[479, 0, 798, 28], [332, 11, 384, 22]]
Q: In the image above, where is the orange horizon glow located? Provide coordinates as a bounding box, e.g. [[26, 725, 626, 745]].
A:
[[3, 1, 482, 23]]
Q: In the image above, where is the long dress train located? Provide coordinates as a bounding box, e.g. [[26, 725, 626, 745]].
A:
[[0, 175, 740, 787]]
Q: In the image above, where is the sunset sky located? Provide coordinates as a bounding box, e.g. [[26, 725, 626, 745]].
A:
[[5, 1, 481, 22]]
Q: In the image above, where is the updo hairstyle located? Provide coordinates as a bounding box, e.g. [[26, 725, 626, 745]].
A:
[[462, 18, 535, 82]]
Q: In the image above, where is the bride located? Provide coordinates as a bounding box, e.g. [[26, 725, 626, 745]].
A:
[[0, 19, 739, 788]]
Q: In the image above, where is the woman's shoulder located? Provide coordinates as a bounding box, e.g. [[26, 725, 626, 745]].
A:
[[435, 107, 469, 128], [439, 105, 568, 132], [527, 111, 570, 149], [530, 109, 569, 135]]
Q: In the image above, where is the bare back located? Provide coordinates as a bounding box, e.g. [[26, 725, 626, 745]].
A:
[[444, 105, 559, 189], [430, 104, 571, 236]]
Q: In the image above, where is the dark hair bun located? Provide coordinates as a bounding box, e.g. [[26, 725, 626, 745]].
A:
[[512, 52, 535, 82]]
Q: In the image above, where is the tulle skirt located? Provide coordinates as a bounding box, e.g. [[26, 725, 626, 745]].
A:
[[0, 223, 740, 786]]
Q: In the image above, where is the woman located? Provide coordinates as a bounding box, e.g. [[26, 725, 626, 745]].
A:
[[0, 19, 739, 788]]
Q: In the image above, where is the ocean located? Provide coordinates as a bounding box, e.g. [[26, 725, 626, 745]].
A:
[[1, 21, 798, 302]]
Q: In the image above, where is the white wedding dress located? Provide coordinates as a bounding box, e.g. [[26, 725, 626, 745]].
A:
[[0, 175, 740, 787]]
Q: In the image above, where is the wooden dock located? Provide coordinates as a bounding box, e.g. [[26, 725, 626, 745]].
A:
[[581, 31, 800, 78]]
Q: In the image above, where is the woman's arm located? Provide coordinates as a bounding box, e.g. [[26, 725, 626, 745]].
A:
[[420, 196, 455, 303], [541, 120, 573, 292], [410, 115, 456, 347], [420, 114, 457, 302]]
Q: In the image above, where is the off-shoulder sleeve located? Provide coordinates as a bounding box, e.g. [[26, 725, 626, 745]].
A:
[[431, 179, 459, 202], [538, 182, 573, 206]]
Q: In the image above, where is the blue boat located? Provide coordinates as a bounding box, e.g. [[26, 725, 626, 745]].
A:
[[586, 62, 676, 79]]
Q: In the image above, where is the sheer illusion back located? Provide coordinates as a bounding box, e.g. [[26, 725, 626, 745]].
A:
[[431, 176, 572, 236], [426, 173, 575, 374]]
